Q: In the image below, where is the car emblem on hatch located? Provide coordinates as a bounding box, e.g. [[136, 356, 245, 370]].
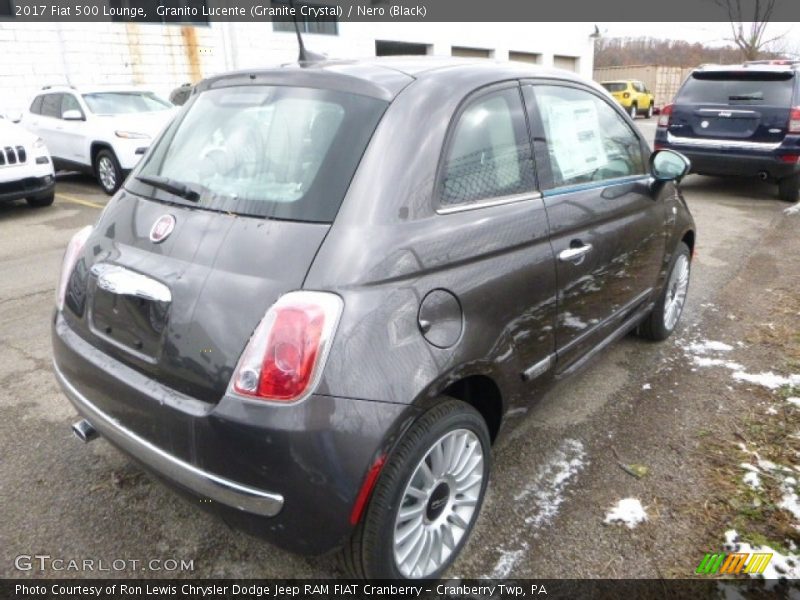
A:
[[149, 215, 176, 243]]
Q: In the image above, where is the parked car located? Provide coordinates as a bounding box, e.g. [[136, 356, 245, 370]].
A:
[[601, 79, 655, 119], [21, 86, 174, 195], [0, 114, 55, 207], [52, 57, 695, 579], [656, 61, 800, 201]]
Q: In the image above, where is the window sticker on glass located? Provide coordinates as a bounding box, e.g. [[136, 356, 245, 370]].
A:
[[542, 100, 608, 181]]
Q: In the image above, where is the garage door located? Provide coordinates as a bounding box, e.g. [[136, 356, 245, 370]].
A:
[[452, 46, 492, 58], [509, 51, 542, 64], [553, 55, 579, 72]]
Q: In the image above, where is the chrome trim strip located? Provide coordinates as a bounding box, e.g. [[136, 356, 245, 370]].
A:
[[666, 131, 782, 151], [436, 191, 543, 215], [91, 263, 172, 303], [521, 354, 554, 382], [53, 360, 285, 517]]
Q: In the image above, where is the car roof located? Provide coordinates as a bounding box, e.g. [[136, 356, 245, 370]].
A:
[[38, 85, 158, 95], [197, 56, 589, 102], [695, 62, 800, 74]]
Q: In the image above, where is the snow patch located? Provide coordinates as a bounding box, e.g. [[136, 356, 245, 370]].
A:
[[732, 371, 800, 390], [486, 438, 586, 578], [785, 201, 800, 216], [788, 397, 800, 408], [604, 498, 648, 529], [724, 529, 800, 580], [743, 471, 762, 490], [687, 340, 733, 354], [642, 383, 651, 390]]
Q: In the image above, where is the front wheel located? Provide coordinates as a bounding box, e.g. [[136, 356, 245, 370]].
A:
[[95, 149, 122, 195], [342, 399, 490, 579], [646, 104, 654, 119], [638, 242, 691, 341], [629, 103, 638, 119], [778, 173, 800, 202]]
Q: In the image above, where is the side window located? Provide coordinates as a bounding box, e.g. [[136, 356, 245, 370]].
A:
[[29, 96, 44, 115], [633, 82, 644, 93], [40, 94, 63, 119], [531, 85, 645, 189], [60, 94, 82, 118], [440, 87, 535, 206]]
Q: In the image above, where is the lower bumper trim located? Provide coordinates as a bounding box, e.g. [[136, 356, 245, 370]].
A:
[[53, 360, 285, 517]]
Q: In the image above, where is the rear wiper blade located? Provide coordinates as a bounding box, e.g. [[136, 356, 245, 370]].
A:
[[136, 175, 200, 202]]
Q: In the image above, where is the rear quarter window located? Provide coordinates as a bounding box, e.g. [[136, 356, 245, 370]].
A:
[[29, 95, 43, 114], [678, 71, 795, 106]]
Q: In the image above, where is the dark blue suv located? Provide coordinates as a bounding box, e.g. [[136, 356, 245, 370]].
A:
[[656, 61, 800, 201]]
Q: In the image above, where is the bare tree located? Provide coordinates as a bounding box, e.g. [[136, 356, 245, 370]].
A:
[[715, 0, 786, 60]]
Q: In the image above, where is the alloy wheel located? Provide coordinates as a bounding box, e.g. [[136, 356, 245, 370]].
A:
[[98, 156, 117, 192], [663, 254, 690, 331]]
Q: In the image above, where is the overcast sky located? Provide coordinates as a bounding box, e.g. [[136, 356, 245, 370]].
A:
[[597, 22, 798, 47]]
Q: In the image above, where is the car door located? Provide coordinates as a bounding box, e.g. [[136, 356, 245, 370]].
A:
[[58, 93, 89, 165], [436, 83, 558, 393], [34, 93, 66, 161], [522, 82, 665, 373]]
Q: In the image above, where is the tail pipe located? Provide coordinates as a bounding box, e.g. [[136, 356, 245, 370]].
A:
[[72, 419, 98, 443]]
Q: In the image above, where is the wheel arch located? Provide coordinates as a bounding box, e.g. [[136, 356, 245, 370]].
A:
[[90, 141, 115, 169]]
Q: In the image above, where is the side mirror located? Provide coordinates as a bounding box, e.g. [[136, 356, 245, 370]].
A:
[[62, 109, 84, 121], [650, 149, 691, 183]]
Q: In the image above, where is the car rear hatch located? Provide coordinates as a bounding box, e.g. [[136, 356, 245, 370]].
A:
[[602, 82, 629, 103], [59, 83, 388, 407], [670, 70, 796, 145]]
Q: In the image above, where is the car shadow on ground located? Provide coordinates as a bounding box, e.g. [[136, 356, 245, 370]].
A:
[[680, 174, 784, 204]]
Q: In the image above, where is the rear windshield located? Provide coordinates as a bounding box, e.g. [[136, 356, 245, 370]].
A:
[[602, 82, 627, 92], [132, 85, 387, 223], [677, 71, 795, 106]]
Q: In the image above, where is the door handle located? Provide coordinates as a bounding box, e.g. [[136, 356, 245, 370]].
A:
[[558, 243, 593, 263]]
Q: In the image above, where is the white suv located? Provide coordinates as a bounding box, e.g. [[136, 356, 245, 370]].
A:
[[22, 86, 175, 194], [0, 116, 55, 207]]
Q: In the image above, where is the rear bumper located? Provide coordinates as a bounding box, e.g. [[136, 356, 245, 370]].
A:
[[52, 312, 415, 555], [0, 174, 55, 202], [54, 360, 284, 517], [657, 132, 800, 180]]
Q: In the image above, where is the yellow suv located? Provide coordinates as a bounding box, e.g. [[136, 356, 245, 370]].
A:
[[600, 80, 655, 119]]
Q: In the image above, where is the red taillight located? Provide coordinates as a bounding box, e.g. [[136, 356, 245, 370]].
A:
[[658, 104, 673, 128], [230, 291, 343, 403], [623, 92, 630, 99], [56, 225, 93, 311], [789, 107, 800, 134], [780, 154, 800, 164]]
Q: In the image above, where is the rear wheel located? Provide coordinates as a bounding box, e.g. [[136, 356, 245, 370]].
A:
[[629, 103, 638, 119], [342, 398, 490, 579], [646, 104, 654, 119], [94, 149, 122, 195], [639, 242, 691, 341], [778, 174, 800, 202], [26, 192, 55, 208]]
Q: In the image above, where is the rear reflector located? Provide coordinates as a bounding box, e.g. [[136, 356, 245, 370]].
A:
[[349, 454, 386, 525], [658, 104, 673, 128], [789, 107, 800, 134], [230, 291, 343, 403]]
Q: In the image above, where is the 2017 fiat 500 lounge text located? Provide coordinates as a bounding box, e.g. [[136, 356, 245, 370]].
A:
[[52, 58, 695, 579]]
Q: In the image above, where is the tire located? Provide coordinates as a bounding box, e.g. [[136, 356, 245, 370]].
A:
[[638, 242, 691, 341], [629, 103, 638, 119], [778, 174, 800, 202], [94, 149, 122, 195], [26, 192, 55, 208], [342, 398, 491, 579], [646, 104, 654, 119]]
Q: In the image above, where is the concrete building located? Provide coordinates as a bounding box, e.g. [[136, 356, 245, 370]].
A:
[[0, 19, 596, 113]]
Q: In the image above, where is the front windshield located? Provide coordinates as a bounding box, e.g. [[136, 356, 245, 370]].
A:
[[132, 85, 387, 222], [83, 92, 172, 115]]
